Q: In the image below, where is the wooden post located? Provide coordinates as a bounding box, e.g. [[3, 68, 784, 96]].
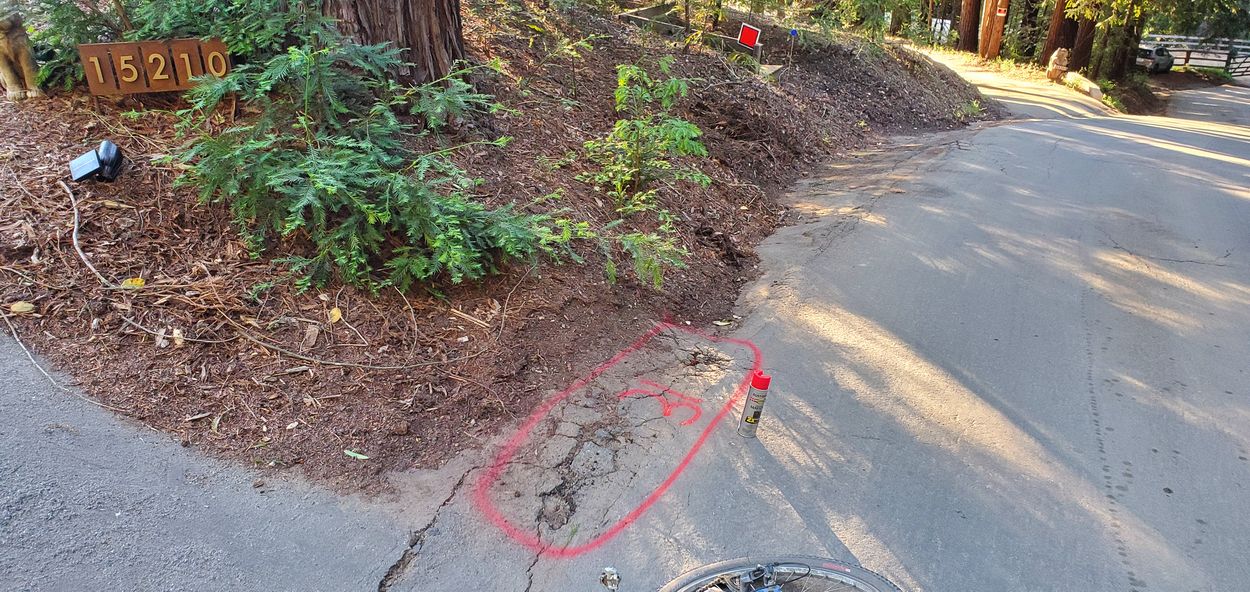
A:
[[979, 0, 1010, 59]]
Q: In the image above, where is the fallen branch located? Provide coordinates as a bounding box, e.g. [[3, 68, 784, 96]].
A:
[[58, 180, 116, 288]]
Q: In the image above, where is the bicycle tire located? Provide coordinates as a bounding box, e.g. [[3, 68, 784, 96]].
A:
[[658, 555, 902, 592]]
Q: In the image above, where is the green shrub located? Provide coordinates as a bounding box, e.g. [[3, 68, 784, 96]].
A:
[[1095, 78, 1127, 111], [575, 57, 704, 288], [176, 10, 550, 290], [29, 0, 300, 90], [27, 0, 129, 89], [1182, 65, 1235, 84], [953, 99, 983, 121], [580, 57, 710, 215]]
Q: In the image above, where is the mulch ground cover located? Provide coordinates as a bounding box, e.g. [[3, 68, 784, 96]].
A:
[[0, 2, 990, 491]]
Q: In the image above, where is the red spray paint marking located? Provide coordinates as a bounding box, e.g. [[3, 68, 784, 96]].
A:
[[471, 321, 763, 559], [618, 379, 703, 427]]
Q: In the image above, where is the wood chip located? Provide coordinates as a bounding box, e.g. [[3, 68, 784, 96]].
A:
[[301, 324, 319, 350]]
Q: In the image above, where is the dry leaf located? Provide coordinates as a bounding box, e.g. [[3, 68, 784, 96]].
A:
[[301, 324, 319, 350], [120, 277, 146, 289], [328, 307, 342, 324], [155, 327, 170, 349], [9, 301, 35, 314]]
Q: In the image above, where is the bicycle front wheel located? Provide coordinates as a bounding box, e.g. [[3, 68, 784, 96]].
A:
[[658, 555, 902, 592]]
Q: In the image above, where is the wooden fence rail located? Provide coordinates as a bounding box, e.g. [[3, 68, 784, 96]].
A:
[[1142, 34, 1250, 75]]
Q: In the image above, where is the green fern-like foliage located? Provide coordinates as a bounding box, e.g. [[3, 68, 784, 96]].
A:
[[129, 0, 301, 57], [581, 57, 711, 214], [176, 8, 547, 290], [574, 57, 706, 288]]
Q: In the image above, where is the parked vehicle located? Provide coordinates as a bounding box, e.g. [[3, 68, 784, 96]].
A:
[[1136, 45, 1175, 73]]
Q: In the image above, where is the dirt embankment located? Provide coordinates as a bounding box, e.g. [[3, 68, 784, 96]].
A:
[[0, 3, 990, 490]]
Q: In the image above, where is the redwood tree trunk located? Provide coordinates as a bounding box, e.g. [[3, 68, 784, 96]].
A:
[[978, 0, 994, 54], [1040, 0, 1077, 64], [1103, 8, 1143, 80], [890, 9, 906, 35], [957, 0, 981, 51], [1069, 16, 1097, 72], [325, 0, 465, 85]]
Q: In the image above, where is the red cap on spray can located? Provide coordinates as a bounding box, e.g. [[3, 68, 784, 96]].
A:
[[751, 370, 771, 391]]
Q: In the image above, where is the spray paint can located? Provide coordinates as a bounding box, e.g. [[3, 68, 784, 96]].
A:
[[737, 370, 773, 438]]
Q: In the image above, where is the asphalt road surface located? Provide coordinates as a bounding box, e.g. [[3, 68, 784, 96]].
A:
[[3, 73, 1248, 592]]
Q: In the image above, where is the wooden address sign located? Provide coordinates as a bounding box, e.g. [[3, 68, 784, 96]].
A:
[[77, 38, 231, 96]]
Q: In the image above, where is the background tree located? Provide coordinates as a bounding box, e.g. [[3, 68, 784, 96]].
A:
[[1067, 14, 1097, 71], [1016, 0, 1044, 57], [1150, 0, 1250, 41], [957, 0, 981, 50], [1040, 0, 1079, 63]]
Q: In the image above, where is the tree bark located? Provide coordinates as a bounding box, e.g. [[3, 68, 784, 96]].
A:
[[1040, 0, 1077, 64], [978, 0, 994, 54], [1103, 7, 1143, 80], [324, 0, 466, 85], [978, 0, 1008, 58], [1059, 16, 1078, 47], [890, 9, 906, 35], [1068, 16, 1097, 72], [957, 0, 981, 51]]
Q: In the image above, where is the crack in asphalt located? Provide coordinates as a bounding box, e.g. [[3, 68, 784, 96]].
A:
[[1099, 227, 1234, 269], [376, 467, 480, 592], [521, 519, 542, 592]]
